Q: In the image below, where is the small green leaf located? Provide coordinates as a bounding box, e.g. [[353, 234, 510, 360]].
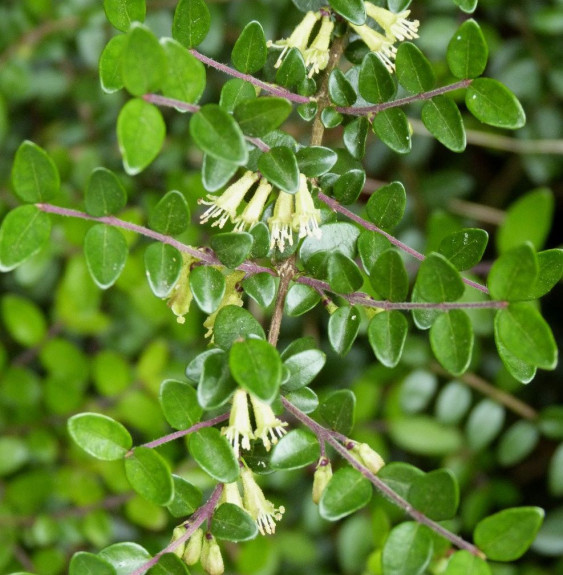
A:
[[99, 35, 127, 93], [378, 462, 424, 499], [285, 387, 319, 414], [488, 243, 538, 301], [549, 444, 563, 496], [144, 243, 182, 298], [329, 69, 357, 107], [382, 523, 433, 575], [328, 305, 361, 356], [410, 469, 460, 521], [167, 475, 202, 517], [99, 542, 151, 575], [125, 446, 174, 505], [320, 467, 372, 521], [538, 406, 563, 441], [474, 507, 544, 561], [198, 351, 236, 409], [445, 551, 491, 575], [161, 38, 206, 105], [149, 190, 190, 236], [202, 155, 238, 192], [276, 47, 306, 89], [389, 416, 463, 456], [466, 78, 526, 129], [230, 339, 282, 403], [249, 222, 271, 258], [284, 283, 321, 316], [84, 225, 128, 289], [430, 310, 474, 375], [211, 232, 253, 268], [235, 98, 292, 138], [85, 168, 127, 217], [529, 249, 563, 299], [329, 0, 366, 25], [12, 140, 60, 203], [416, 253, 465, 302], [214, 305, 266, 350], [369, 249, 409, 302], [466, 399, 505, 450], [270, 429, 320, 470], [368, 311, 408, 368], [438, 228, 488, 271], [343, 118, 368, 161], [68, 413, 132, 461], [189, 427, 240, 482], [70, 552, 116, 575], [190, 266, 226, 314], [358, 230, 391, 273], [333, 169, 366, 204], [447, 19, 488, 79], [358, 52, 396, 104], [159, 379, 203, 431], [257, 146, 299, 193], [400, 370, 437, 414], [422, 96, 466, 152], [327, 252, 364, 294], [453, 0, 478, 14], [497, 420, 539, 467], [220, 78, 256, 112], [282, 348, 326, 391], [395, 42, 435, 94], [372, 108, 412, 154], [117, 99, 166, 175], [190, 104, 248, 165], [212, 503, 258, 541], [0, 205, 51, 272], [231, 21, 267, 74], [320, 389, 356, 435], [366, 181, 406, 231], [242, 272, 277, 308], [173, 0, 211, 48], [104, 0, 145, 32], [150, 553, 190, 574]]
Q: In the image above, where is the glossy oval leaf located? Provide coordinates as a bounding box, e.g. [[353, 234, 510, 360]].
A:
[[144, 243, 182, 298], [369, 249, 409, 302], [368, 310, 408, 368], [358, 52, 396, 104], [85, 168, 127, 217], [430, 310, 474, 376], [159, 379, 203, 431], [372, 108, 412, 154], [189, 427, 240, 483], [99, 34, 127, 93], [214, 305, 266, 350], [422, 96, 466, 152], [231, 21, 267, 74], [445, 551, 491, 575], [202, 155, 238, 192], [270, 429, 320, 470], [329, 0, 366, 25], [329, 69, 357, 107], [257, 146, 299, 193], [488, 243, 538, 301], [104, 0, 145, 32], [529, 249, 563, 299], [161, 38, 206, 105], [296, 146, 337, 177], [70, 552, 116, 575], [276, 47, 306, 89], [320, 389, 356, 435], [447, 19, 488, 79], [438, 228, 488, 271], [84, 225, 128, 289], [173, 0, 211, 48], [327, 252, 364, 294], [211, 232, 253, 268], [124, 446, 174, 505], [149, 190, 190, 236], [395, 42, 436, 94], [382, 523, 433, 575], [334, 168, 366, 204], [198, 351, 236, 409], [167, 475, 202, 517], [282, 348, 326, 391], [328, 305, 361, 356], [416, 253, 464, 302], [242, 272, 277, 308], [319, 467, 372, 521], [284, 283, 321, 316], [99, 542, 151, 575], [12, 140, 60, 203], [366, 181, 406, 231], [211, 503, 258, 542], [410, 469, 460, 521], [234, 98, 292, 138], [190, 266, 226, 314]]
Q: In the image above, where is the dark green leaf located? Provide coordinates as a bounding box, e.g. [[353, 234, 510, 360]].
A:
[[84, 225, 128, 290], [150, 553, 189, 575], [410, 283, 440, 330], [366, 181, 406, 231], [167, 475, 202, 517], [144, 243, 182, 298], [257, 146, 299, 193], [410, 469, 459, 521], [430, 310, 474, 375], [99, 35, 127, 93], [161, 38, 206, 104], [368, 311, 408, 368], [12, 140, 60, 203], [282, 349, 326, 391], [343, 118, 368, 161], [249, 222, 270, 258], [85, 168, 127, 217], [369, 249, 408, 301], [159, 379, 203, 430], [329, 0, 366, 25], [190, 104, 248, 165], [292, 0, 325, 10], [497, 420, 539, 467], [232, 21, 267, 74], [284, 283, 321, 316], [189, 427, 240, 482], [214, 305, 265, 350], [186, 348, 223, 383], [320, 389, 356, 435], [242, 273, 277, 308], [321, 107, 344, 128], [202, 156, 238, 193], [474, 507, 544, 561], [328, 305, 361, 356], [220, 79, 256, 113], [372, 108, 412, 154], [488, 243, 538, 300], [234, 98, 292, 138], [285, 387, 319, 413], [149, 190, 190, 236], [445, 551, 491, 575], [528, 249, 563, 299], [104, 0, 145, 32], [212, 503, 258, 541], [211, 232, 253, 268], [447, 19, 488, 79], [329, 69, 357, 107], [416, 253, 465, 302], [422, 96, 466, 152], [389, 416, 463, 456], [198, 351, 236, 409], [190, 266, 226, 314], [358, 230, 391, 273], [358, 52, 396, 104], [382, 523, 433, 575], [466, 78, 526, 129], [319, 467, 372, 521], [395, 42, 435, 94], [438, 228, 488, 271], [276, 47, 306, 89], [296, 146, 337, 177], [70, 552, 116, 575], [333, 169, 366, 204], [124, 446, 174, 505], [173, 0, 211, 48], [466, 399, 505, 450], [327, 252, 364, 294], [68, 413, 132, 461], [99, 542, 151, 575], [378, 463, 424, 500], [270, 429, 320, 470]]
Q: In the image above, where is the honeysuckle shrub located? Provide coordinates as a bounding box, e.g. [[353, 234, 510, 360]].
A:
[[0, 0, 562, 574]]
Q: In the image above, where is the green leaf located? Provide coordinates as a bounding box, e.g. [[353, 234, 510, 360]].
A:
[[321, 107, 343, 128], [488, 243, 538, 300], [85, 168, 127, 217], [320, 389, 356, 435], [319, 467, 372, 521], [333, 169, 366, 204], [212, 503, 258, 541], [121, 24, 165, 96], [0, 436, 28, 476], [528, 249, 563, 299], [150, 553, 189, 575], [466, 399, 505, 450], [99, 542, 151, 575], [285, 387, 319, 414], [161, 38, 206, 104], [282, 348, 326, 391], [497, 420, 539, 467], [276, 47, 306, 89], [447, 19, 488, 79], [430, 310, 474, 375], [68, 413, 132, 461], [167, 475, 202, 517], [358, 52, 396, 104], [220, 78, 256, 112], [358, 230, 391, 273], [159, 379, 203, 431], [189, 427, 240, 482], [328, 305, 361, 356], [211, 232, 253, 268], [452, 0, 478, 14], [445, 551, 491, 575], [382, 523, 433, 575], [435, 382, 471, 426], [495, 303, 557, 370], [173, 0, 211, 48], [104, 0, 145, 32], [422, 96, 466, 152], [366, 181, 406, 231], [329, 0, 366, 25], [249, 222, 270, 258], [284, 283, 321, 316], [327, 252, 363, 294], [497, 188, 554, 253], [466, 78, 526, 129], [474, 507, 544, 561], [369, 249, 409, 301], [395, 42, 435, 94], [378, 462, 424, 499], [149, 190, 190, 236], [0, 205, 51, 272], [416, 253, 464, 302], [84, 225, 128, 289], [368, 311, 408, 368], [389, 416, 463, 456], [12, 140, 60, 203], [400, 370, 437, 414], [214, 305, 266, 350], [230, 339, 282, 403], [538, 406, 563, 441], [202, 155, 238, 193], [144, 243, 182, 298], [198, 351, 236, 409], [549, 444, 563, 496], [438, 228, 488, 271], [190, 266, 226, 314], [190, 104, 248, 165], [242, 272, 277, 308], [70, 552, 116, 575], [409, 469, 460, 521], [231, 21, 267, 74], [257, 146, 299, 193], [117, 98, 166, 175], [270, 429, 320, 470], [343, 118, 368, 161], [99, 35, 127, 93], [235, 98, 292, 138], [372, 108, 412, 154], [329, 69, 357, 107], [124, 446, 174, 505]]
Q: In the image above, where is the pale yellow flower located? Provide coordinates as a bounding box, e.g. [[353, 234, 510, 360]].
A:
[[241, 467, 285, 535], [221, 388, 254, 458], [304, 15, 334, 78], [350, 23, 397, 72], [249, 394, 288, 451], [234, 178, 272, 232], [292, 174, 321, 240], [268, 191, 294, 252], [365, 3, 419, 42], [268, 11, 321, 68]]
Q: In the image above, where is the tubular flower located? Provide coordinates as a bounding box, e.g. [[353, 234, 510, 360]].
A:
[[292, 174, 322, 240], [350, 441, 385, 474], [365, 3, 419, 42], [350, 23, 397, 72], [221, 480, 244, 508], [234, 178, 273, 232], [183, 528, 204, 566], [241, 467, 285, 535], [268, 191, 294, 252], [199, 171, 260, 229], [304, 15, 335, 78], [249, 394, 288, 452], [200, 534, 224, 575], [268, 11, 321, 68], [221, 388, 254, 458]]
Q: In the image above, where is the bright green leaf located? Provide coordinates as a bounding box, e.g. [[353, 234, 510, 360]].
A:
[[445, 550, 491, 575], [84, 225, 128, 289], [124, 446, 174, 505], [231, 21, 267, 74], [1, 294, 47, 347], [234, 98, 292, 138], [320, 389, 356, 435], [104, 0, 145, 32], [488, 243, 538, 301], [211, 232, 253, 268], [497, 420, 539, 467], [422, 96, 466, 152], [430, 310, 474, 375], [270, 429, 320, 470], [99, 542, 151, 575], [161, 38, 206, 105], [212, 503, 258, 541], [529, 249, 563, 299], [395, 42, 436, 94], [296, 146, 337, 177], [284, 283, 321, 316], [197, 351, 236, 409], [319, 467, 372, 521], [389, 416, 463, 456], [329, 0, 366, 25], [466, 399, 505, 450], [173, 0, 211, 48], [149, 190, 190, 236], [159, 379, 203, 431], [214, 305, 265, 350], [369, 249, 409, 301], [372, 108, 412, 154], [368, 311, 408, 368], [438, 228, 488, 271], [410, 469, 460, 521], [242, 272, 277, 308], [276, 47, 306, 89], [282, 348, 326, 391], [144, 243, 182, 298], [416, 253, 465, 302], [70, 552, 116, 575], [12, 140, 60, 203], [190, 266, 226, 314], [382, 522, 433, 575], [167, 475, 202, 517], [85, 168, 127, 217], [257, 146, 299, 193], [328, 305, 361, 356], [189, 427, 240, 483], [447, 19, 488, 79], [99, 35, 127, 93]]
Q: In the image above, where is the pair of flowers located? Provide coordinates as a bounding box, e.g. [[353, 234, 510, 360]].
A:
[[199, 171, 321, 252]]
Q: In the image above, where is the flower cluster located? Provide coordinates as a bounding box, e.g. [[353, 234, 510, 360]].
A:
[[173, 527, 224, 575]]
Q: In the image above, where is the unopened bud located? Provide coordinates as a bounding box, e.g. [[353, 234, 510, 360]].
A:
[[312, 457, 332, 504], [351, 442, 385, 474], [171, 526, 186, 558], [182, 527, 203, 566], [201, 534, 224, 575]]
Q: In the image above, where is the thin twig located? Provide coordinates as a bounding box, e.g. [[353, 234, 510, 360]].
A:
[[268, 256, 297, 347]]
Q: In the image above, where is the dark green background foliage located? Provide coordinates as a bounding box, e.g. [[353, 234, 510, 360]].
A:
[[0, 0, 562, 574]]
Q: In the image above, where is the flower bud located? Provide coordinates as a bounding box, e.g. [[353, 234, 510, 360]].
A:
[[312, 457, 332, 504], [201, 534, 224, 575], [171, 526, 186, 558], [351, 442, 385, 474], [182, 527, 203, 566]]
